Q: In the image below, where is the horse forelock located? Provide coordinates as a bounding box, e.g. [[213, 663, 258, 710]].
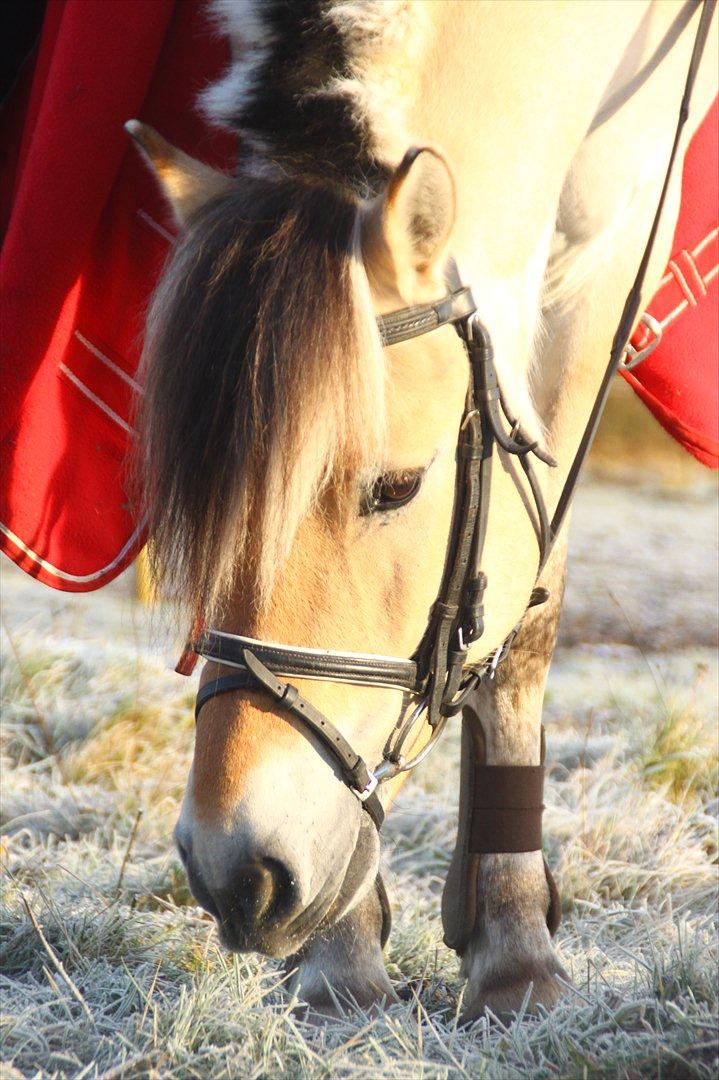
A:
[[137, 175, 386, 619]]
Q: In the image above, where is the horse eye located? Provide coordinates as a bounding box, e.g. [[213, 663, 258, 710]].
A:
[[361, 471, 423, 515]]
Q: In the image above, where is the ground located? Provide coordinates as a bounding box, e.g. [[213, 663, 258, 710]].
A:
[[1, 427, 717, 1077]]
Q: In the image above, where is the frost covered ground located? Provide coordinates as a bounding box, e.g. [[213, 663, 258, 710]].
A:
[[1, 472, 717, 1079]]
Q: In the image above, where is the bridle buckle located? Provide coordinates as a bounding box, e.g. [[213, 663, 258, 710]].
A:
[[354, 771, 379, 802], [456, 626, 469, 653]]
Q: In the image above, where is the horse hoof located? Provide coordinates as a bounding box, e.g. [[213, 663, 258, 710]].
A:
[[292, 979, 399, 1020], [460, 955, 569, 1024]]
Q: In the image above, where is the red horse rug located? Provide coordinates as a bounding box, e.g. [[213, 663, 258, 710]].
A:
[[1, 1, 717, 592]]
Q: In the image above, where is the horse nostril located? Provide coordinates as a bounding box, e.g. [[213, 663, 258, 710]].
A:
[[226, 858, 293, 929]]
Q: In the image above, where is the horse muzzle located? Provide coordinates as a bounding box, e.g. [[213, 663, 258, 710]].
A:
[[175, 805, 379, 957]]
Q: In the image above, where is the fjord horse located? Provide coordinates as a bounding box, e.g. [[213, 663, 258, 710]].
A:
[[129, 0, 717, 1018]]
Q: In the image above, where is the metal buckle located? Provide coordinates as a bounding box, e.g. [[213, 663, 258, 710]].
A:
[[354, 772, 379, 802], [621, 312, 663, 371], [488, 644, 505, 678], [489, 627, 519, 678]]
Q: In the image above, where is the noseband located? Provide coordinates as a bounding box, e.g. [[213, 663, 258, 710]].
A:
[[180, 0, 715, 835]]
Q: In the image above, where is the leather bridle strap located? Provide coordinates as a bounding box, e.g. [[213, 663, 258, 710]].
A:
[[196, 650, 385, 830], [192, 628, 419, 692], [377, 285, 475, 346]]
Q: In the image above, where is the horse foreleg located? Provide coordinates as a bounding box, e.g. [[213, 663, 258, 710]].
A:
[[284, 873, 397, 1014], [445, 544, 569, 1020]]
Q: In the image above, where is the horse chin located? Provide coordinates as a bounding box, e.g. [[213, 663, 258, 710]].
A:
[[215, 813, 380, 960], [312, 812, 381, 930]]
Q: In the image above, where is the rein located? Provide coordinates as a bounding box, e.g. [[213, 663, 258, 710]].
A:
[[179, 0, 715, 837]]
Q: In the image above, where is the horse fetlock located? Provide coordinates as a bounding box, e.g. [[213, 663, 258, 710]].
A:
[[460, 851, 568, 1020], [285, 876, 397, 1015]]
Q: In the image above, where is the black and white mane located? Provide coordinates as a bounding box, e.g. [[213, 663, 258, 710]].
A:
[[200, 0, 430, 192]]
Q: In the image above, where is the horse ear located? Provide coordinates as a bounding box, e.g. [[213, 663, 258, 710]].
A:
[[125, 120, 232, 227], [363, 146, 456, 297]]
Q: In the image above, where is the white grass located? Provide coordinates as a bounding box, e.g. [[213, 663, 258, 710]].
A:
[[1, 476, 717, 1078]]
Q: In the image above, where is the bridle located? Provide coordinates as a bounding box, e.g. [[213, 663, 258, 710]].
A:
[[179, 0, 715, 834], [184, 280, 552, 830]]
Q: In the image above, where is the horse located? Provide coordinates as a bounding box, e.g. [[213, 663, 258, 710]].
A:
[[127, 0, 717, 1019]]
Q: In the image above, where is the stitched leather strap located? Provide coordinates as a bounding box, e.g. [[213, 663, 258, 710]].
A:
[[377, 286, 476, 346], [194, 629, 419, 692], [195, 671, 257, 717], [195, 650, 385, 830]]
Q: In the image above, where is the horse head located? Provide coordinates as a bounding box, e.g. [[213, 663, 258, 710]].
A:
[[129, 122, 494, 956]]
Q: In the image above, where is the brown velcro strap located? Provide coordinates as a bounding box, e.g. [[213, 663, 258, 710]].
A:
[[469, 764, 544, 853]]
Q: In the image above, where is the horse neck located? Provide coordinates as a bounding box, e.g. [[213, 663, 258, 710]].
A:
[[340, 4, 619, 455], [387, 1, 704, 487], [212, 0, 706, 491]]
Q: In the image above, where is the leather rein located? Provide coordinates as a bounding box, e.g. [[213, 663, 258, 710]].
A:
[[179, 0, 715, 834]]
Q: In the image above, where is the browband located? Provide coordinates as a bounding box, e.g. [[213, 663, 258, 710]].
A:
[[377, 285, 476, 346]]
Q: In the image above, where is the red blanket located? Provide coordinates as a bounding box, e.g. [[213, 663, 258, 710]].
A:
[[622, 97, 718, 469], [1, 1, 716, 592], [0, 0, 234, 589]]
